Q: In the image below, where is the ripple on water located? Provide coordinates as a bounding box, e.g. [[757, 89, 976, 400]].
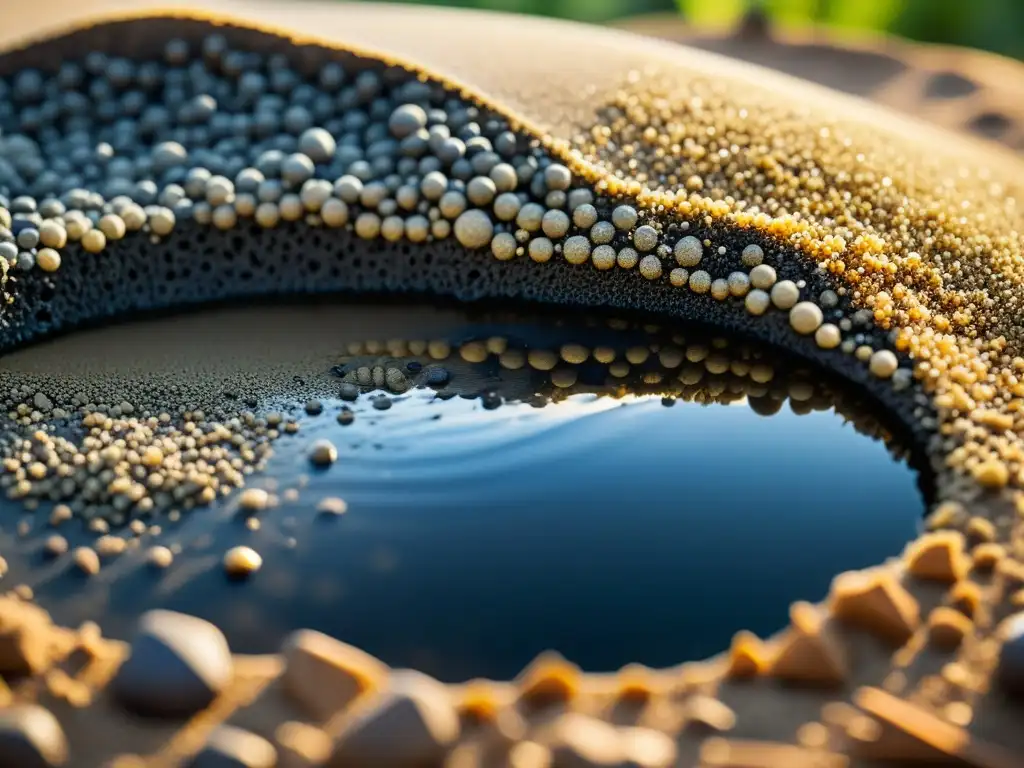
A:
[[0, 300, 926, 682]]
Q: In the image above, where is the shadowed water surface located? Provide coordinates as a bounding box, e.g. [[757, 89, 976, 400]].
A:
[[0, 300, 926, 682]]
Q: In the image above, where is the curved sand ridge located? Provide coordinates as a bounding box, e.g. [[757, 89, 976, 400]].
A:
[[0, 2, 1022, 766]]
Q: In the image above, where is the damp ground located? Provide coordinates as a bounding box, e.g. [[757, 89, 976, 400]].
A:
[[0, 298, 927, 682]]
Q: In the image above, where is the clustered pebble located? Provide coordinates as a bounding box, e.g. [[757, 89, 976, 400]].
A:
[[0, 32, 904, 400]]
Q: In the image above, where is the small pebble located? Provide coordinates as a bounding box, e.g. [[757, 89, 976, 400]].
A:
[[309, 439, 338, 467], [223, 546, 262, 579]]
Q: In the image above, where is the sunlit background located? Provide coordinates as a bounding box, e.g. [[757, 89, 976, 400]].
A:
[[353, 0, 1024, 60]]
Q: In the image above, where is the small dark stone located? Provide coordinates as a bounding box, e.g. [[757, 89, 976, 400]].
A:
[[113, 609, 233, 718], [424, 366, 449, 386], [337, 410, 355, 426], [372, 397, 392, 411], [339, 383, 360, 401], [481, 393, 502, 410], [0, 705, 68, 768], [405, 360, 422, 373]]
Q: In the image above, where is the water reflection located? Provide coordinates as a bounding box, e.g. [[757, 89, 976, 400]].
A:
[[0, 299, 926, 681]]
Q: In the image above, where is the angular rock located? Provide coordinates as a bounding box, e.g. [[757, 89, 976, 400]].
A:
[[0, 704, 68, 767], [281, 629, 388, 722], [190, 725, 276, 768], [275, 722, 332, 768], [113, 609, 233, 717], [546, 713, 626, 767], [619, 726, 677, 768], [328, 669, 459, 767], [0, 597, 57, 676]]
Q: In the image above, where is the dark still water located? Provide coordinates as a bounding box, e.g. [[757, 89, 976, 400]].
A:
[[0, 301, 926, 682]]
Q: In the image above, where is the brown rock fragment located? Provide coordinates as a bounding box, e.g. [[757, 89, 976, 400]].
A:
[[853, 687, 1021, 767], [905, 531, 968, 583], [972, 543, 1005, 572], [545, 713, 625, 767], [926, 607, 973, 651], [515, 653, 581, 708], [769, 602, 847, 687], [281, 629, 388, 722], [682, 695, 736, 733], [829, 570, 920, 645], [966, 516, 997, 544], [327, 669, 459, 767], [725, 630, 770, 678], [274, 722, 332, 768], [0, 596, 59, 676], [700, 737, 847, 767], [619, 726, 676, 767], [950, 581, 983, 617]]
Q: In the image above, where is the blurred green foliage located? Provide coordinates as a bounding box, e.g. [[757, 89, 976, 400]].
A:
[[679, 0, 1024, 59], [366, 0, 1024, 59]]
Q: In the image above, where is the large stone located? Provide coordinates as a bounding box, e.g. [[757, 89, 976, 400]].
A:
[[0, 597, 57, 676], [328, 669, 459, 767], [280, 629, 388, 722], [619, 727, 676, 768], [996, 611, 1024, 698], [546, 713, 626, 767], [0, 704, 68, 767], [112, 609, 233, 718], [190, 725, 276, 768]]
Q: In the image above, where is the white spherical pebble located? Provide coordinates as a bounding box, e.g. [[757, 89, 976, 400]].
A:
[[406, 215, 429, 243], [493, 193, 521, 221], [223, 546, 262, 578], [543, 163, 572, 191], [633, 225, 658, 252], [36, 248, 61, 273], [639, 255, 662, 280], [279, 194, 303, 221], [727, 271, 750, 296], [491, 232, 517, 261], [541, 210, 570, 239], [745, 289, 771, 316], [320, 198, 349, 227], [741, 244, 764, 267], [869, 349, 899, 379], [617, 247, 639, 269], [563, 235, 591, 265], [669, 268, 688, 287], [770, 280, 800, 310], [354, 212, 381, 240], [381, 216, 405, 242], [147, 207, 176, 236], [688, 270, 711, 293], [453, 210, 494, 250], [789, 302, 823, 335], [528, 237, 554, 263], [591, 244, 616, 270], [255, 202, 279, 228], [673, 236, 702, 267], [711, 278, 730, 300], [212, 205, 237, 230], [439, 191, 466, 220], [749, 264, 777, 290], [612, 205, 638, 230], [815, 323, 842, 349]]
